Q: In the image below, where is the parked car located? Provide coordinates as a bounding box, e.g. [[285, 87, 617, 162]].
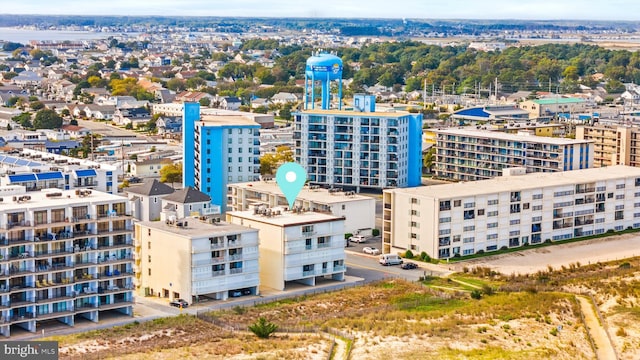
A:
[[128, 176, 142, 183], [349, 235, 366, 243], [401, 262, 418, 270], [363, 247, 381, 255], [229, 290, 243, 298], [169, 299, 189, 308]]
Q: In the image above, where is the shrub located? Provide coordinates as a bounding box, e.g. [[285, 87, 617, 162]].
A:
[[421, 252, 431, 262], [232, 305, 246, 315], [372, 228, 380, 236], [549, 327, 558, 336], [616, 327, 627, 337], [404, 249, 414, 259], [249, 317, 278, 338], [482, 284, 494, 296], [619, 262, 631, 269], [477, 250, 485, 254], [470, 290, 482, 299], [500, 246, 508, 251]]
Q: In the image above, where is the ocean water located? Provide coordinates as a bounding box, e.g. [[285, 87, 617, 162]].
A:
[[0, 27, 116, 43]]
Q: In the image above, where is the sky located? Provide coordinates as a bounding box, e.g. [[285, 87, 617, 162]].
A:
[[2, 0, 640, 21]]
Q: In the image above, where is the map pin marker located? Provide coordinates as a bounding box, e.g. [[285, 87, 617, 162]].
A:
[[275, 162, 307, 209]]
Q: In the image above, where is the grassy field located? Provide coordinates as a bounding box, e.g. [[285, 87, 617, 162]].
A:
[[50, 257, 640, 359]]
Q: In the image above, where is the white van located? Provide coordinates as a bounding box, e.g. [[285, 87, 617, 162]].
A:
[[379, 254, 403, 266]]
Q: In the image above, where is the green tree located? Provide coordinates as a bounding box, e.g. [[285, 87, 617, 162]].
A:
[[423, 147, 436, 174], [160, 162, 182, 188], [69, 119, 78, 126], [260, 146, 294, 175], [33, 109, 62, 129], [3, 71, 18, 80], [199, 97, 211, 107], [12, 112, 32, 128], [278, 105, 292, 121], [248, 317, 278, 339], [29, 101, 44, 111]]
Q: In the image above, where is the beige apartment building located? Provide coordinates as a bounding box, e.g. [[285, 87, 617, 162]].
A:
[[227, 208, 346, 291], [575, 125, 640, 167], [134, 218, 260, 303]]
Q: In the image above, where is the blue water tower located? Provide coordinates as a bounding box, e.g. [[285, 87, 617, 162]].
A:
[[305, 52, 343, 110]]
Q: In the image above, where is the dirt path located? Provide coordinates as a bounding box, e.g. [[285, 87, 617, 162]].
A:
[[448, 278, 482, 289], [576, 295, 617, 360], [332, 335, 347, 360]]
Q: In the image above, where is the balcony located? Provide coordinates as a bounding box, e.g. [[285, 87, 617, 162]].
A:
[[229, 268, 243, 274], [35, 310, 74, 321], [333, 265, 346, 272], [302, 270, 316, 277], [98, 300, 134, 310]]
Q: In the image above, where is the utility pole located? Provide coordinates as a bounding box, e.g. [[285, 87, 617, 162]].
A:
[[423, 79, 427, 110]]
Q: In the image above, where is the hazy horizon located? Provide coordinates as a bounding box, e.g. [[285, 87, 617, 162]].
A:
[[2, 0, 640, 21]]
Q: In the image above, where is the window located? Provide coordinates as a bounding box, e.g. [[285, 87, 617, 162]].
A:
[[411, 198, 419, 204], [342, 205, 346, 210], [523, 203, 530, 210], [439, 229, 451, 235], [147, 241, 151, 249], [410, 221, 418, 228], [305, 238, 312, 250], [487, 234, 498, 240], [533, 193, 543, 200], [510, 204, 521, 214], [454, 200, 461, 207], [453, 235, 461, 242], [477, 209, 485, 216], [616, 183, 626, 189], [463, 210, 475, 220], [439, 237, 450, 246], [510, 191, 521, 202], [615, 210, 624, 220], [463, 237, 475, 243], [411, 210, 418, 216], [510, 219, 520, 225], [616, 194, 625, 200], [148, 268, 151, 276], [464, 202, 475, 208], [488, 211, 498, 217], [488, 199, 499, 205], [533, 205, 543, 211], [487, 222, 498, 228], [411, 233, 417, 239], [463, 225, 475, 232], [439, 200, 451, 211], [439, 217, 451, 224]]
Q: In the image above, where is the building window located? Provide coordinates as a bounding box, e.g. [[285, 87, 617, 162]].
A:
[[148, 268, 151, 276], [439, 217, 451, 223], [510, 219, 520, 225], [411, 210, 418, 216], [488, 199, 499, 205], [410, 221, 418, 228], [411, 198, 419, 204], [615, 210, 624, 220], [454, 200, 461, 207], [477, 209, 485, 216], [510, 204, 521, 214], [523, 203, 530, 210], [510, 192, 521, 202], [148, 255, 151, 262], [464, 202, 475, 208], [463, 210, 475, 220], [439, 200, 451, 211], [453, 235, 461, 242]]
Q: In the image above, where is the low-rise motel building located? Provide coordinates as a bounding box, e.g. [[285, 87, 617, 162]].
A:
[[227, 207, 346, 291], [383, 165, 640, 259], [228, 180, 376, 235]]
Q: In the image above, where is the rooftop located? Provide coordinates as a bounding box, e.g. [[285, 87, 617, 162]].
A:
[[138, 218, 254, 238], [228, 208, 344, 227], [298, 109, 414, 117], [435, 128, 592, 145], [389, 165, 640, 199], [0, 188, 126, 211], [199, 114, 260, 127], [231, 181, 373, 204]]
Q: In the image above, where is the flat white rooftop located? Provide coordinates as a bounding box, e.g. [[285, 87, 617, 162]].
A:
[[228, 208, 344, 227], [389, 165, 640, 199], [435, 128, 592, 145], [0, 188, 125, 210], [199, 114, 260, 127], [137, 218, 254, 238], [299, 109, 413, 117], [231, 181, 372, 204]]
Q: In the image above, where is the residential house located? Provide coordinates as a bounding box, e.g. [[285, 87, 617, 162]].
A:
[[219, 96, 241, 110], [125, 179, 175, 222]]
